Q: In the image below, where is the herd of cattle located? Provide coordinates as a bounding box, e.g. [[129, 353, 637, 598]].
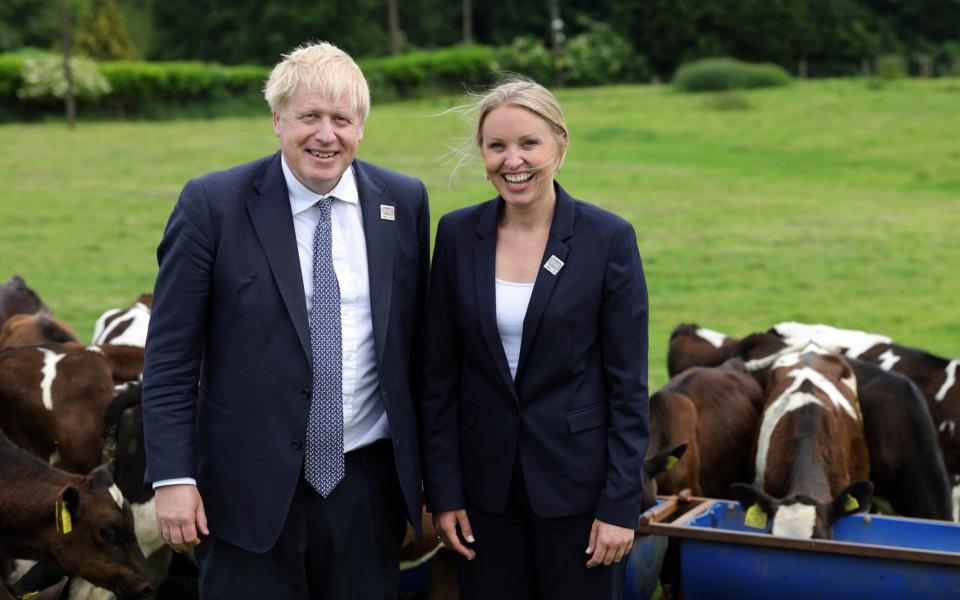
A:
[[1, 271, 958, 598]]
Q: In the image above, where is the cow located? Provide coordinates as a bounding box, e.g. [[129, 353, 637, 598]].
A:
[[2, 576, 68, 600], [669, 324, 953, 521], [93, 345, 144, 385], [91, 296, 151, 348], [0, 276, 46, 329], [772, 321, 960, 517], [398, 508, 460, 600], [0, 313, 78, 349], [0, 344, 115, 474], [0, 430, 153, 598], [731, 345, 873, 539], [666, 324, 740, 377], [648, 358, 764, 498]]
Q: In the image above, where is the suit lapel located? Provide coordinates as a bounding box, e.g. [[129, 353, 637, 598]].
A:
[[515, 185, 576, 379], [246, 152, 311, 360], [355, 161, 396, 364], [474, 199, 518, 401]]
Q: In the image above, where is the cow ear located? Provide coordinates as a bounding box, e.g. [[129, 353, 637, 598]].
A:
[[730, 483, 775, 530], [830, 480, 874, 521], [88, 464, 116, 488], [56, 486, 80, 534], [644, 443, 688, 478]]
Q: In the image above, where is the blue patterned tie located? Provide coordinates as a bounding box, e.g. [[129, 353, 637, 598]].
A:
[[305, 196, 344, 497]]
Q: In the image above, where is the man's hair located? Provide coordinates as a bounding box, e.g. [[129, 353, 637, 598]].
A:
[[264, 41, 370, 122]]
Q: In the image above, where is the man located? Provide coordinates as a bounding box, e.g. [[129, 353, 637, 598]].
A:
[[142, 42, 429, 598]]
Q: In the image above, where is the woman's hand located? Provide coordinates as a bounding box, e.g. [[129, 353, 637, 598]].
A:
[[585, 519, 634, 568], [434, 509, 477, 560]]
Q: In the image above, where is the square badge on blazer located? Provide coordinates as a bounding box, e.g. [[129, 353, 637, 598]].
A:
[[380, 204, 396, 221]]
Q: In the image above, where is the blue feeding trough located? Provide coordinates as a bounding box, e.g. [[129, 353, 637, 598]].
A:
[[637, 496, 960, 600]]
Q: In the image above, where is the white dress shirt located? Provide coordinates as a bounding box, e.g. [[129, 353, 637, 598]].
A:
[[154, 157, 387, 489]]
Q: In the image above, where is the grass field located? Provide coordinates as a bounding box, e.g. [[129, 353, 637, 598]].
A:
[[1, 78, 958, 389]]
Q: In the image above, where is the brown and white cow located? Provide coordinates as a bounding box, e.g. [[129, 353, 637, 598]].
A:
[[92, 295, 151, 348], [732, 346, 873, 539], [0, 344, 115, 474], [0, 431, 153, 598], [0, 276, 46, 329], [0, 313, 78, 349], [667, 323, 741, 377], [648, 358, 763, 498], [772, 321, 960, 517]]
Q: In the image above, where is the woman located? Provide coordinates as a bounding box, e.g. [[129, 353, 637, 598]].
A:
[[421, 78, 649, 599]]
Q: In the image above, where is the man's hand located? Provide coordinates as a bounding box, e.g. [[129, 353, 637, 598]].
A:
[[155, 484, 209, 553], [585, 519, 634, 568], [433, 509, 476, 560]]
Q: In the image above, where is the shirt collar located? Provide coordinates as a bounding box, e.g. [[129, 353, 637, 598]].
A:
[[281, 155, 359, 216]]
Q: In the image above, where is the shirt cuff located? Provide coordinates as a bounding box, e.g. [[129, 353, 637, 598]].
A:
[[152, 477, 198, 489]]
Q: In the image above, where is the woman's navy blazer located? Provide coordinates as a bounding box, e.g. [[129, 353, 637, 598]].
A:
[[421, 183, 649, 529]]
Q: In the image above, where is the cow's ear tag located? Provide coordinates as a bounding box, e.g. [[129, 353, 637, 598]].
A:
[[22, 592, 39, 600], [744, 503, 768, 529], [844, 494, 860, 512], [665, 455, 680, 471], [55, 499, 72, 535]]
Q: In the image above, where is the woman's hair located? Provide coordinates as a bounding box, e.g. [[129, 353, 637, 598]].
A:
[[449, 76, 569, 181], [263, 41, 370, 122]]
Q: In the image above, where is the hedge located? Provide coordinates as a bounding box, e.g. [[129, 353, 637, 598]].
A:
[[0, 46, 501, 119], [672, 57, 792, 92]]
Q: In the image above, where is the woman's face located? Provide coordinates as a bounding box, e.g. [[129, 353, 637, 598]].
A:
[[481, 104, 563, 211]]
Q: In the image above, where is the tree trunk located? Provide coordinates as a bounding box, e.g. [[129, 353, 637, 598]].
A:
[[462, 0, 473, 44], [549, 0, 564, 88], [387, 0, 401, 55], [59, 0, 76, 129]]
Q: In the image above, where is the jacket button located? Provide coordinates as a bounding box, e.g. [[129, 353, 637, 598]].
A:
[[291, 440, 302, 451], [301, 388, 311, 400]]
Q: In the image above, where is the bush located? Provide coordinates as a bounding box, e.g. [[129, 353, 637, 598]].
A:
[[875, 54, 907, 80], [17, 52, 111, 101], [0, 53, 24, 99], [495, 36, 554, 84], [563, 21, 650, 86], [673, 57, 792, 92]]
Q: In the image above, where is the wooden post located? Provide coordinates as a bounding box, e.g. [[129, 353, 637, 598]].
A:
[[59, 0, 76, 129]]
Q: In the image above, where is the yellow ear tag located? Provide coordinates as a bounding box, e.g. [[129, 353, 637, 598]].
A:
[[665, 455, 680, 471], [23, 593, 39, 600], [744, 503, 768, 529], [55, 499, 73, 535], [844, 494, 860, 512]]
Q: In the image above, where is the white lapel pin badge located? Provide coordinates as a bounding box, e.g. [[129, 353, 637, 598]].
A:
[[543, 255, 564, 276], [380, 204, 396, 221]]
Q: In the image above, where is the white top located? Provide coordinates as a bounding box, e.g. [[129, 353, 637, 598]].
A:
[[154, 157, 387, 489], [495, 278, 535, 379]]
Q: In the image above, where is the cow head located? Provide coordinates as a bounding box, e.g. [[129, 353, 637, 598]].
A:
[[641, 443, 688, 511], [730, 481, 874, 539], [0, 275, 46, 327], [667, 323, 739, 377], [47, 465, 153, 599]]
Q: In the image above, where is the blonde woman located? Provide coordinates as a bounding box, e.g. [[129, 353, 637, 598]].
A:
[[421, 79, 649, 599]]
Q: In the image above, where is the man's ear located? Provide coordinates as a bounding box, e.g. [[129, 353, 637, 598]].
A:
[[829, 480, 874, 522], [273, 111, 281, 135]]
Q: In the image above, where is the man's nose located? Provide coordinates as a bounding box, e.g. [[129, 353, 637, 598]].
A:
[[312, 118, 336, 142]]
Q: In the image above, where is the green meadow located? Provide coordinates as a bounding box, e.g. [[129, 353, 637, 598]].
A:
[[1, 79, 958, 389]]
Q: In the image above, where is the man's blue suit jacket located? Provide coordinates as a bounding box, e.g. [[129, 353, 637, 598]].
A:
[[421, 184, 649, 529], [142, 152, 429, 552]]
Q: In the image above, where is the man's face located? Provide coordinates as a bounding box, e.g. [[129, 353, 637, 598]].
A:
[[273, 86, 364, 195]]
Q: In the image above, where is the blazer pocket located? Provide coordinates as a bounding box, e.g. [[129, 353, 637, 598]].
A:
[[199, 386, 236, 414], [566, 403, 607, 434], [459, 402, 478, 429]]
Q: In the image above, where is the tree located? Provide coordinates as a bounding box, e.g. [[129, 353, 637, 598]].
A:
[[0, 0, 61, 52], [74, 0, 139, 59]]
